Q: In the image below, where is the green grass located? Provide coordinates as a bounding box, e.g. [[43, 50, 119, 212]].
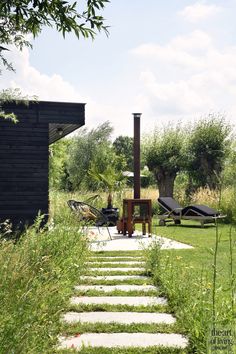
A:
[[144, 220, 236, 354], [67, 303, 170, 314], [61, 321, 179, 335], [59, 346, 187, 354], [87, 262, 145, 268], [73, 289, 160, 297], [78, 278, 153, 285], [94, 251, 144, 257], [152, 221, 236, 304]]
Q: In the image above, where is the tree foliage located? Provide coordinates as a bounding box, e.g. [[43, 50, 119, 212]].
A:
[[88, 156, 126, 206], [222, 141, 236, 187], [0, 0, 109, 72], [113, 136, 133, 171], [144, 126, 186, 197], [49, 122, 128, 192], [187, 114, 231, 191], [67, 121, 116, 190], [49, 138, 71, 190]]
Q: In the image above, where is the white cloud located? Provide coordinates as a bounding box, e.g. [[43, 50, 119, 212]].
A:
[[132, 31, 212, 70], [2, 25, 236, 139], [0, 47, 132, 138], [1, 47, 86, 102], [179, 2, 222, 23], [131, 30, 236, 128], [170, 30, 212, 51]]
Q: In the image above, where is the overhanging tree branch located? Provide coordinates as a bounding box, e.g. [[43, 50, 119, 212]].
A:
[[0, 0, 110, 73]]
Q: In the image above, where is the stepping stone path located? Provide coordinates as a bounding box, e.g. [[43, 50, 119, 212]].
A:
[[59, 254, 188, 351]]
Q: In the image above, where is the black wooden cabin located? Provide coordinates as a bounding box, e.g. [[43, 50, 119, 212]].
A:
[[0, 100, 85, 229]]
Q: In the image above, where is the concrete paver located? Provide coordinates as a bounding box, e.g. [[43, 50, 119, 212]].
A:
[[87, 261, 145, 265], [80, 275, 149, 281], [59, 333, 188, 349], [70, 296, 167, 306], [75, 284, 157, 292], [89, 267, 146, 272], [62, 311, 176, 324], [90, 256, 144, 260]]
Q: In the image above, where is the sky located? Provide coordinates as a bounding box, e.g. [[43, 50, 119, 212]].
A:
[[1, 0, 236, 139]]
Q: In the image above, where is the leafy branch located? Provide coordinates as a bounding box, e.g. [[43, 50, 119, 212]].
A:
[[0, 0, 110, 73]]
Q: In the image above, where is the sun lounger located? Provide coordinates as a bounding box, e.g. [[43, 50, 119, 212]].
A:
[[157, 197, 224, 227]]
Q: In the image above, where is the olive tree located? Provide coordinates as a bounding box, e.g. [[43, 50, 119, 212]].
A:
[[187, 114, 231, 191], [67, 121, 114, 190], [144, 126, 186, 197]]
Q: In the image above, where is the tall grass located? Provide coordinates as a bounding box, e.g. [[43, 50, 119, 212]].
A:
[[144, 220, 236, 354], [50, 187, 160, 219], [50, 184, 236, 223], [0, 207, 89, 353], [144, 246, 235, 353]]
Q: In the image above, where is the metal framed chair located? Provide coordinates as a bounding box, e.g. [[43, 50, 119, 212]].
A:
[[67, 199, 112, 239]]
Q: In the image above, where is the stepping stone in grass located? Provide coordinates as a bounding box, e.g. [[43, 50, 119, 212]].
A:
[[87, 261, 145, 265], [58, 333, 188, 349], [70, 296, 167, 306], [80, 275, 149, 281], [62, 311, 176, 325], [89, 267, 146, 272], [75, 285, 157, 292]]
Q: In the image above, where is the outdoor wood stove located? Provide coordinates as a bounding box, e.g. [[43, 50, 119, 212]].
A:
[[117, 113, 152, 237], [117, 198, 152, 237]]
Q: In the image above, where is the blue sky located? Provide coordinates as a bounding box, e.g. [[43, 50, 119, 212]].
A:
[[1, 0, 236, 138]]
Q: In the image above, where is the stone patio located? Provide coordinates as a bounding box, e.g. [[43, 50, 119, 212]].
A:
[[87, 226, 193, 251]]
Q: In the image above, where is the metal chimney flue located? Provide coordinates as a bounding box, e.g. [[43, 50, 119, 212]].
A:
[[133, 113, 142, 199]]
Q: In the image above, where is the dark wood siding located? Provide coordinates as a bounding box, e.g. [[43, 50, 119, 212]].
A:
[[0, 115, 49, 227], [0, 100, 85, 229]]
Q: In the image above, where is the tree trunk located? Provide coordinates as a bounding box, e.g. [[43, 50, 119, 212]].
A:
[[155, 171, 176, 197], [107, 193, 113, 209]]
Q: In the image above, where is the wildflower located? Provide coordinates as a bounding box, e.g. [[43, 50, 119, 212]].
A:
[[176, 256, 183, 260]]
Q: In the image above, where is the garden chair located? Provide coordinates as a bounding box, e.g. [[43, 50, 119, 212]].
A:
[[157, 197, 224, 227], [67, 199, 112, 239]]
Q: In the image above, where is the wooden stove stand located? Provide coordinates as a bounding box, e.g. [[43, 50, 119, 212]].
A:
[[117, 199, 152, 237]]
